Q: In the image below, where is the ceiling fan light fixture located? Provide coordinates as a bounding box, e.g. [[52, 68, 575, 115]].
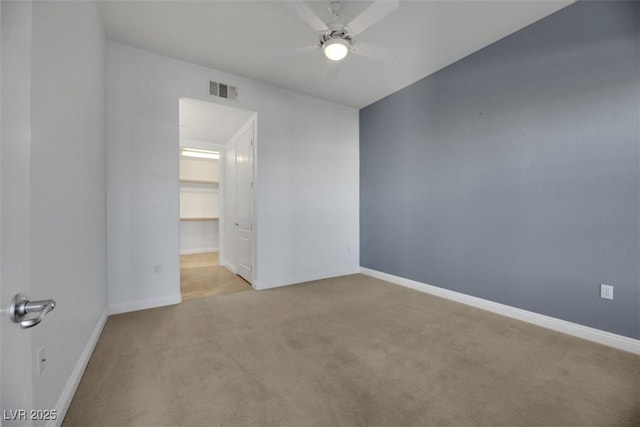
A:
[[323, 38, 349, 61]]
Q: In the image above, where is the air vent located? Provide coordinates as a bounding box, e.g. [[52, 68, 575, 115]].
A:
[[209, 81, 238, 100], [219, 83, 228, 98]]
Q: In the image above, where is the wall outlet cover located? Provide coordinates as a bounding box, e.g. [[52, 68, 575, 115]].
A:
[[600, 284, 613, 300]]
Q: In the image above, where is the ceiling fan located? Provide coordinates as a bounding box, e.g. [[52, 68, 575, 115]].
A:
[[286, 0, 399, 63]]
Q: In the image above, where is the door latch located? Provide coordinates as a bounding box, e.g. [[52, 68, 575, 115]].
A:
[[9, 294, 56, 329]]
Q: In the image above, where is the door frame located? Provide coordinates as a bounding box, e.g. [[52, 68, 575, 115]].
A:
[[176, 97, 258, 289]]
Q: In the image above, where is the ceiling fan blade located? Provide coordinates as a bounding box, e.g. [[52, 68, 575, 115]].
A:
[[285, 44, 319, 56], [347, 0, 399, 35], [354, 42, 395, 63], [248, 44, 317, 59], [285, 1, 329, 33]]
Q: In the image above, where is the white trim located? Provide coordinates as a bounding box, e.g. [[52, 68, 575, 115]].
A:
[[250, 116, 258, 287], [49, 307, 108, 427], [360, 267, 640, 355], [108, 293, 182, 315], [220, 260, 237, 274], [254, 268, 361, 291], [180, 247, 219, 255]]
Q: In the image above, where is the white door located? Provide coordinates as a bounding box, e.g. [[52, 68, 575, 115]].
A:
[[1, 0, 36, 420], [235, 124, 254, 283]]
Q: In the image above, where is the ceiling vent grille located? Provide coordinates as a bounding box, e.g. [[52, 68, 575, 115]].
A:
[[209, 81, 238, 100], [219, 83, 229, 99]]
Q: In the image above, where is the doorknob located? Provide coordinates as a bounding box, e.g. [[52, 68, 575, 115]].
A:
[[9, 293, 56, 329], [234, 222, 239, 226]]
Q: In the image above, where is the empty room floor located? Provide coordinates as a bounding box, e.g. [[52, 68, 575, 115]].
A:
[[64, 275, 639, 426], [180, 252, 252, 301]]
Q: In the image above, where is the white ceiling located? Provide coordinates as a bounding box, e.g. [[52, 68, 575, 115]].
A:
[[179, 97, 254, 142], [99, 0, 573, 109]]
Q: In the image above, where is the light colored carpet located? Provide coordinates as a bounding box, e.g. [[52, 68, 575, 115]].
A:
[[180, 252, 252, 301], [64, 274, 639, 426]]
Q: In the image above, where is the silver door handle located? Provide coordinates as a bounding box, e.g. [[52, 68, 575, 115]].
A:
[[9, 293, 56, 329], [234, 222, 239, 226]]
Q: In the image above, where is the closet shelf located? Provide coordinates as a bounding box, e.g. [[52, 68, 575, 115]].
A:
[[180, 179, 219, 185], [180, 217, 219, 222]]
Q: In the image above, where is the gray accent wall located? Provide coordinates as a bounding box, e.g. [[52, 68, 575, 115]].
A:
[[360, 1, 639, 339]]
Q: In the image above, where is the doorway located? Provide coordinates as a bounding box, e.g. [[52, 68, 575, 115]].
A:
[[178, 98, 256, 300]]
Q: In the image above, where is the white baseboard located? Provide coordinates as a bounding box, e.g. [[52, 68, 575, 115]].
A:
[[360, 267, 640, 355], [180, 247, 219, 255], [254, 267, 361, 291], [49, 307, 108, 427], [108, 293, 182, 315], [220, 259, 236, 274]]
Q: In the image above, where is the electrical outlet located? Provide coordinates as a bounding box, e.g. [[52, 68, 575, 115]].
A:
[[600, 284, 613, 300], [153, 263, 162, 274], [37, 346, 46, 375]]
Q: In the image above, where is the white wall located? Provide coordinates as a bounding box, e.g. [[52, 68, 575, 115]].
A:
[[107, 41, 359, 311], [180, 221, 219, 254], [180, 155, 220, 254], [29, 0, 107, 419], [180, 186, 219, 218], [180, 156, 220, 182], [179, 157, 220, 219]]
